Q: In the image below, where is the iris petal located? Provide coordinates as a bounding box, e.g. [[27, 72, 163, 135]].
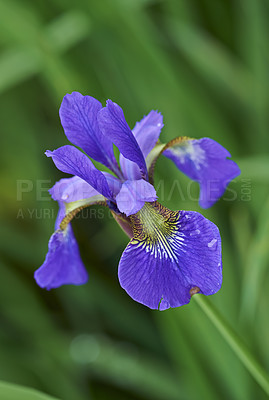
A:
[[34, 203, 88, 289], [98, 100, 148, 179], [116, 180, 157, 216], [133, 110, 163, 156], [118, 202, 222, 310], [46, 145, 114, 200], [35, 176, 112, 290], [50, 176, 100, 203], [120, 110, 163, 180], [34, 224, 88, 289], [163, 138, 240, 208], [59, 92, 119, 174]]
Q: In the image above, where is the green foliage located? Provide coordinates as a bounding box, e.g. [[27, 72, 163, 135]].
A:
[[0, 0, 268, 399], [0, 380, 59, 400]]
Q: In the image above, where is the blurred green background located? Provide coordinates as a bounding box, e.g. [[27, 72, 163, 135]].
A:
[[0, 0, 269, 399]]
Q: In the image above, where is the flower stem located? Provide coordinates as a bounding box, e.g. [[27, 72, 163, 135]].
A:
[[194, 294, 269, 395]]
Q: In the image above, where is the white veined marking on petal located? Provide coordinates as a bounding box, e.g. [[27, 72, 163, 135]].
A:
[[62, 193, 69, 200], [170, 142, 206, 170], [188, 143, 206, 170], [208, 238, 217, 248], [151, 227, 186, 262], [134, 211, 188, 263], [190, 229, 200, 236]]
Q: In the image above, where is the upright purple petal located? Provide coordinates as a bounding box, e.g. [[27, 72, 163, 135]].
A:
[[133, 110, 163, 156], [46, 145, 114, 200], [98, 100, 148, 179], [102, 172, 122, 197], [34, 224, 88, 289], [118, 202, 222, 310], [116, 179, 157, 216], [163, 138, 240, 208], [120, 110, 163, 180], [60, 92, 119, 174]]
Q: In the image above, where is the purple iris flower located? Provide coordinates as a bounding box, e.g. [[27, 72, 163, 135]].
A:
[[34, 92, 240, 310]]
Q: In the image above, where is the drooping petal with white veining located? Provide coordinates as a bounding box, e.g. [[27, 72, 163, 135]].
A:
[[163, 138, 240, 208], [118, 202, 222, 310]]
